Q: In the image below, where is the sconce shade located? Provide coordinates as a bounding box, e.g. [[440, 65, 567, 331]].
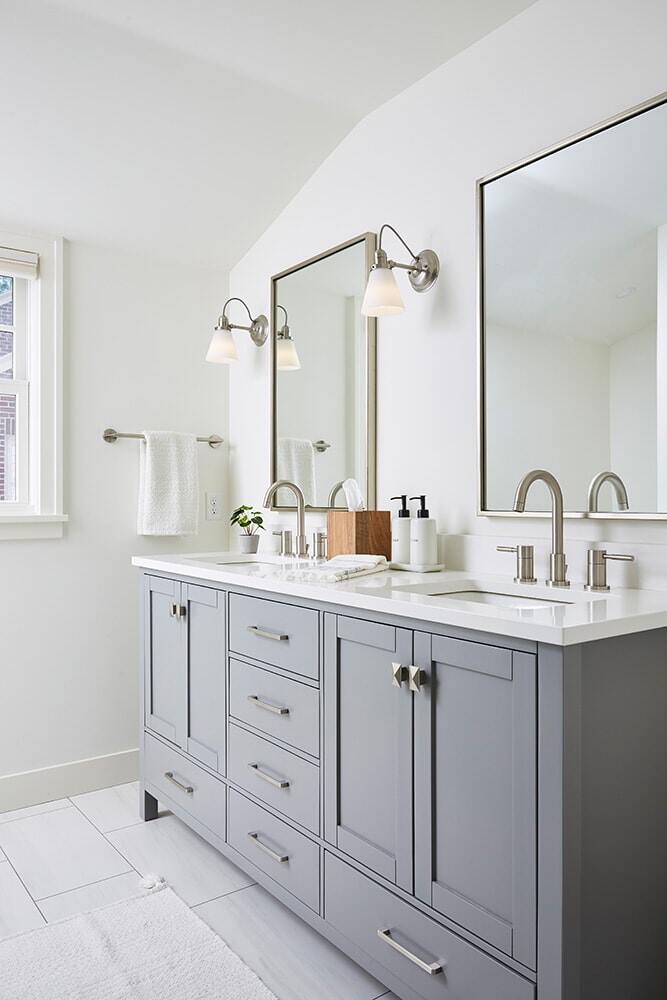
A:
[[206, 328, 238, 364], [277, 335, 301, 370], [361, 265, 405, 316]]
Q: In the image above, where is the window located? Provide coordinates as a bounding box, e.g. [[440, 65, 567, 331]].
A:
[[0, 233, 66, 539]]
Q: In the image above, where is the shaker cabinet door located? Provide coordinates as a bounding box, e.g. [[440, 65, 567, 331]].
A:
[[324, 614, 413, 891], [183, 583, 226, 774], [144, 576, 186, 746], [413, 632, 537, 970]]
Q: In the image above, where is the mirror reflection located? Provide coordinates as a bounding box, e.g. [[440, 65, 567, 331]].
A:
[[272, 235, 375, 510], [482, 97, 667, 515]]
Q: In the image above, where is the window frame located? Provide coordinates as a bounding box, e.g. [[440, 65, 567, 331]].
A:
[[0, 229, 67, 540]]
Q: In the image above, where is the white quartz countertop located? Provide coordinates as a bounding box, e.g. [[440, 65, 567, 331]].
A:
[[131, 551, 667, 646]]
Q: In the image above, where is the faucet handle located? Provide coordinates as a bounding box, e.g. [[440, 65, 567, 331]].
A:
[[272, 529, 294, 557], [497, 544, 537, 584], [585, 549, 634, 592]]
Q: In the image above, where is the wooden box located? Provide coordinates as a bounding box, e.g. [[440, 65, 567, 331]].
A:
[[326, 510, 391, 560]]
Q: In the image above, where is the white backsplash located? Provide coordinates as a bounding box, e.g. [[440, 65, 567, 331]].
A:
[[443, 533, 667, 592]]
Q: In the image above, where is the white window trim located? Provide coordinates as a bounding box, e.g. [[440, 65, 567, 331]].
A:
[[0, 229, 67, 540]]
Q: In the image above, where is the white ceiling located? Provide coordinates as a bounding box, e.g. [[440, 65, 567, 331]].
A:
[[2, 0, 534, 271]]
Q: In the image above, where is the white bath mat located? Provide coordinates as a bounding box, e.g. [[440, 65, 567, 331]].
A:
[[0, 885, 278, 1000]]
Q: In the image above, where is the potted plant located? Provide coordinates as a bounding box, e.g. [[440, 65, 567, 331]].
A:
[[230, 505, 265, 554]]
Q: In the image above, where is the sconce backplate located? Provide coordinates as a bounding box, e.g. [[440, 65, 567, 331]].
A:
[[409, 249, 440, 293]]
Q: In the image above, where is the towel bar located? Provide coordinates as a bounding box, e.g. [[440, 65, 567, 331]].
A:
[[103, 428, 223, 448]]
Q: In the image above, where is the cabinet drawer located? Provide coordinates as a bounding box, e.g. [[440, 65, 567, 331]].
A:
[[229, 594, 319, 679], [229, 657, 319, 757], [324, 854, 534, 1000], [144, 732, 225, 839], [228, 723, 319, 834], [228, 789, 319, 912]]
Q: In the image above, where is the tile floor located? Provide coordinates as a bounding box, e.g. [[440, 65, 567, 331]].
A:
[[0, 782, 395, 1000]]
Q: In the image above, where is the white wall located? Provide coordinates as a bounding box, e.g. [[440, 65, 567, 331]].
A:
[[0, 242, 229, 807], [229, 0, 667, 549]]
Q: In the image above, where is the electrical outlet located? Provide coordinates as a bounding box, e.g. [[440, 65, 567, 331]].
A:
[[206, 492, 223, 521]]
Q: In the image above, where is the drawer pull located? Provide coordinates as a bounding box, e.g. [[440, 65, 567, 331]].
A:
[[247, 831, 289, 864], [247, 694, 290, 717], [377, 928, 444, 976], [248, 762, 290, 789], [169, 602, 178, 618], [164, 771, 194, 795], [247, 625, 289, 642]]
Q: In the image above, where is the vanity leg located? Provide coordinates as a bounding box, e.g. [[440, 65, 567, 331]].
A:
[[140, 786, 159, 822]]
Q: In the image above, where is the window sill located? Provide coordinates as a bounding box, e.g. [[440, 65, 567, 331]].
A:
[[0, 514, 69, 540]]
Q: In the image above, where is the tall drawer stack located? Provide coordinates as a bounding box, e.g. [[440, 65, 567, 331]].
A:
[[226, 592, 321, 910]]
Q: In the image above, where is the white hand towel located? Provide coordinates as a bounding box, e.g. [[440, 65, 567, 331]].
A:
[[277, 437, 316, 506], [137, 431, 199, 536]]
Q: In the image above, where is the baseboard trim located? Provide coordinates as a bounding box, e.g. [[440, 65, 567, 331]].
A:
[[0, 748, 139, 813]]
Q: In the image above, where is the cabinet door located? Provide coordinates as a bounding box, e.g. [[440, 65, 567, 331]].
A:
[[144, 576, 185, 746], [414, 632, 536, 970], [183, 583, 226, 774], [324, 614, 413, 891]]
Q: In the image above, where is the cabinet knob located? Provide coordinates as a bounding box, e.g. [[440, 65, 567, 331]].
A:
[[408, 665, 425, 693], [391, 662, 407, 688]]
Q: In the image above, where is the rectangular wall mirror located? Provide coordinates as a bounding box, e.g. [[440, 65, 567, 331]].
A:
[[479, 92, 667, 518], [270, 233, 377, 511]]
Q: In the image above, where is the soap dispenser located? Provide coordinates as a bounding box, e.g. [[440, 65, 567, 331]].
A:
[[409, 495, 438, 567], [390, 495, 411, 564]]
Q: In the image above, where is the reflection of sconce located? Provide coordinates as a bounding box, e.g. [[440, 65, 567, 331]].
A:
[[361, 223, 439, 317], [206, 297, 268, 365], [276, 305, 301, 371]]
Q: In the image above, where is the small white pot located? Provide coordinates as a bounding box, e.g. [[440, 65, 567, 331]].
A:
[[239, 534, 260, 554]]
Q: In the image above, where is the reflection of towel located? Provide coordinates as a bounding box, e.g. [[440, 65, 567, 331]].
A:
[[277, 437, 316, 506], [137, 431, 199, 536]]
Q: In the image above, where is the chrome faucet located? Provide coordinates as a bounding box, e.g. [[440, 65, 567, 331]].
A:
[[513, 469, 570, 588], [587, 471, 629, 513], [263, 480, 308, 557]]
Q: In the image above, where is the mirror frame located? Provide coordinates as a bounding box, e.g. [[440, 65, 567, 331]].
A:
[[269, 232, 377, 512], [477, 88, 667, 520]]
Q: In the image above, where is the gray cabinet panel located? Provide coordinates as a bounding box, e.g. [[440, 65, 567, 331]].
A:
[[144, 576, 185, 746], [227, 789, 320, 912], [324, 613, 413, 890], [324, 853, 535, 1000], [229, 593, 319, 679], [229, 657, 319, 757], [144, 732, 226, 839], [184, 584, 226, 774], [414, 632, 536, 968], [228, 723, 320, 834]]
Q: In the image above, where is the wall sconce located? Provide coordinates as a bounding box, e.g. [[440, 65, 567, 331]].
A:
[[206, 297, 268, 365], [361, 224, 439, 317], [276, 305, 301, 371]]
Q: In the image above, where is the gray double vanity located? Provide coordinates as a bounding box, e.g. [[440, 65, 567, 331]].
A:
[[134, 551, 667, 1000]]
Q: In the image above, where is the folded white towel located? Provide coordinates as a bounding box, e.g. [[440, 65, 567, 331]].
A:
[[327, 554, 386, 568], [277, 437, 316, 506], [279, 562, 387, 584], [137, 431, 199, 536]]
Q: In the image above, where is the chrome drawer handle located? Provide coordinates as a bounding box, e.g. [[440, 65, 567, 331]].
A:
[[247, 831, 289, 864], [408, 665, 425, 693], [247, 694, 290, 717], [169, 602, 178, 618], [164, 771, 194, 795], [377, 928, 444, 976], [247, 625, 289, 642], [391, 662, 407, 688], [248, 762, 290, 789]]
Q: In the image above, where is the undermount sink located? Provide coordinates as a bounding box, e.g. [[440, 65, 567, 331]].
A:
[[431, 589, 572, 610]]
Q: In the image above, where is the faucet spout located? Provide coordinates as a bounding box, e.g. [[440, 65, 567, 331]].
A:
[[587, 471, 629, 513], [263, 479, 308, 557], [513, 469, 569, 587]]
